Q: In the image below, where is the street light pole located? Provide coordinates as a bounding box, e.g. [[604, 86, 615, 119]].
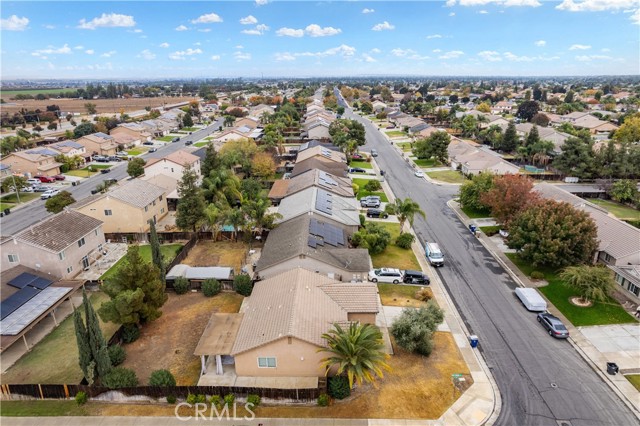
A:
[[8, 165, 21, 204]]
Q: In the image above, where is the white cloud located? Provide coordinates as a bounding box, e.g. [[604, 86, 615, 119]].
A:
[[234, 51, 251, 61], [576, 54, 612, 61], [569, 44, 591, 50], [138, 49, 156, 60], [256, 0, 268, 5], [601, 47, 611, 52], [32, 44, 72, 57], [372, 21, 395, 31], [74, 45, 84, 50], [159, 42, 170, 48], [433, 49, 442, 53], [409, 54, 430, 60], [211, 55, 221, 60], [1, 15, 29, 31], [427, 34, 443, 39], [478, 50, 502, 61], [504, 51, 535, 61], [439, 50, 465, 59], [191, 13, 223, 24], [370, 48, 382, 54], [198, 29, 211, 33], [85, 49, 95, 55], [240, 15, 258, 25], [275, 52, 296, 61], [43, 24, 55, 30], [236, 45, 244, 49], [534, 40, 546, 47], [101, 50, 116, 58], [132, 29, 143, 33], [363, 54, 376, 62], [362, 8, 375, 13], [479, 10, 489, 14], [556, 0, 637, 12], [630, 9, 640, 24], [175, 25, 188, 31], [78, 13, 135, 30], [194, 42, 201, 46], [296, 44, 356, 58], [391, 48, 416, 57], [305, 24, 341, 37], [276, 27, 304, 37], [169, 48, 203, 60], [447, 0, 540, 5], [449, 12, 456, 16], [243, 23, 270, 35]]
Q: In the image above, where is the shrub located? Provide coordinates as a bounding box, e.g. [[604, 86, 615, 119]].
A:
[[415, 287, 432, 302], [317, 393, 330, 407], [149, 369, 176, 386], [328, 376, 351, 400], [530, 271, 545, 280], [101, 367, 139, 389], [359, 213, 366, 227], [173, 277, 190, 295], [352, 183, 359, 194], [233, 275, 253, 297], [395, 232, 415, 249], [108, 345, 126, 366], [202, 279, 221, 297], [75, 391, 88, 406], [121, 324, 140, 344], [364, 179, 381, 192], [391, 302, 444, 356], [166, 395, 177, 404], [384, 204, 396, 215], [187, 394, 206, 404], [209, 395, 222, 408], [246, 394, 261, 407], [223, 393, 235, 407]]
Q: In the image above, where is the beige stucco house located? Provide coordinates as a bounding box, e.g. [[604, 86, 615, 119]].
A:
[[110, 123, 152, 143], [76, 132, 119, 157], [74, 179, 167, 234], [143, 150, 201, 182], [0, 151, 61, 177], [1, 211, 105, 279]]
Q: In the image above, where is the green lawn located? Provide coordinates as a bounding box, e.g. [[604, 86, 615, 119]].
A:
[[0, 401, 91, 417], [413, 158, 441, 168], [127, 149, 143, 156], [100, 244, 184, 281], [0, 202, 15, 210], [397, 142, 413, 152], [505, 253, 636, 326], [0, 292, 120, 384], [370, 222, 421, 271], [479, 225, 501, 236], [352, 178, 389, 202], [426, 170, 467, 184], [589, 199, 640, 221], [625, 375, 640, 392], [349, 160, 372, 169], [65, 165, 112, 178], [385, 130, 406, 138], [156, 136, 175, 142], [194, 141, 209, 147], [181, 127, 198, 131], [0, 192, 40, 204], [460, 205, 492, 219]]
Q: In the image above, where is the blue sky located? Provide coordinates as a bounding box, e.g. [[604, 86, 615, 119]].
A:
[[1, 1, 638, 79]]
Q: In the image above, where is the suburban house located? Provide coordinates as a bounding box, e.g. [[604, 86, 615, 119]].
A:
[[414, 126, 446, 139], [109, 132, 139, 149], [214, 126, 262, 143], [515, 123, 572, 155], [76, 132, 119, 157], [372, 100, 387, 112], [609, 265, 640, 303], [480, 115, 511, 131], [194, 268, 378, 382], [110, 123, 153, 142], [49, 140, 86, 157], [144, 150, 201, 182], [291, 158, 348, 178], [296, 145, 347, 165], [276, 187, 361, 232], [491, 101, 515, 115], [268, 169, 354, 205], [0, 151, 62, 177], [73, 179, 168, 235], [448, 138, 520, 175], [141, 173, 180, 210], [250, 104, 275, 117], [233, 116, 261, 130], [140, 119, 174, 137], [202, 102, 219, 113], [254, 214, 371, 281], [303, 121, 332, 140], [1, 210, 105, 279]]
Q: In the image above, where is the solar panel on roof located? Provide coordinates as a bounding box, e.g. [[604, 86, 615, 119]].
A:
[[29, 277, 53, 290], [308, 236, 317, 248], [1, 287, 41, 320], [7, 273, 39, 289], [0, 287, 72, 335]]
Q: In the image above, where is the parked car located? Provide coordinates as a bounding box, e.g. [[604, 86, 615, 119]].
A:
[[148, 147, 157, 153], [108, 156, 122, 162], [185, 140, 193, 145], [32, 185, 49, 192], [41, 189, 60, 200], [115, 151, 129, 158], [349, 167, 367, 174], [351, 153, 365, 160], [537, 312, 570, 338], [366, 208, 389, 218], [415, 170, 425, 178], [403, 270, 430, 285], [35, 175, 56, 183], [100, 168, 111, 174], [368, 268, 404, 284], [360, 196, 381, 208], [26, 178, 40, 186], [143, 141, 155, 146], [425, 242, 444, 267], [172, 137, 180, 142], [52, 174, 66, 181], [11, 185, 34, 193], [370, 149, 378, 157], [92, 155, 109, 162]]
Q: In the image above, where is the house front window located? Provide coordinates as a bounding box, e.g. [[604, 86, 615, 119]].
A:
[[78, 237, 85, 247], [67, 266, 73, 274], [59, 251, 66, 261], [104, 210, 112, 216], [257, 357, 277, 368], [628, 282, 640, 297], [144, 206, 148, 212], [8, 254, 19, 263]]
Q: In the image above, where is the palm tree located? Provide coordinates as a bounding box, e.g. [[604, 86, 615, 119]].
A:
[[319, 322, 391, 389], [559, 265, 615, 304], [394, 198, 426, 230], [242, 197, 282, 236], [223, 115, 236, 128], [223, 207, 246, 241], [204, 203, 228, 241], [202, 168, 243, 206]]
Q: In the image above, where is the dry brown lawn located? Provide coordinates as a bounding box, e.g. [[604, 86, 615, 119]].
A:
[[119, 292, 243, 386], [94, 332, 471, 420], [378, 283, 433, 308], [181, 241, 248, 272]]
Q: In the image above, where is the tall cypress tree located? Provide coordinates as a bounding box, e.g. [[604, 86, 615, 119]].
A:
[[149, 221, 165, 283], [73, 306, 93, 382], [83, 289, 112, 379]]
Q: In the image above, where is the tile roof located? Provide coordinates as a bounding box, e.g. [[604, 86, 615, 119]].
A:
[[319, 283, 379, 313], [107, 179, 165, 209], [267, 179, 289, 200], [163, 150, 200, 167], [284, 169, 354, 198], [291, 158, 348, 178], [14, 210, 102, 253], [276, 187, 360, 227], [232, 268, 376, 355], [296, 145, 346, 164]]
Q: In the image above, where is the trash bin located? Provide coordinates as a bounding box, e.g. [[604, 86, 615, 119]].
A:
[[469, 335, 479, 348], [607, 362, 619, 375], [3, 208, 10, 215], [72, 181, 79, 186], [469, 224, 477, 234]]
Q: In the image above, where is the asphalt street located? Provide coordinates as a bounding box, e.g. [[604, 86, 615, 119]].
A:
[[339, 93, 638, 426], [0, 118, 223, 236]]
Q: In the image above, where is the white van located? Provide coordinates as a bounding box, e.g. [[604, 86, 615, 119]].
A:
[[515, 288, 547, 312], [425, 242, 444, 267]]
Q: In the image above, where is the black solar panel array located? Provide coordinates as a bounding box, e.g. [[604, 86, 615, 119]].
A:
[[7, 273, 39, 289], [315, 189, 333, 215], [1, 286, 41, 320], [30, 277, 53, 290], [308, 218, 345, 248]]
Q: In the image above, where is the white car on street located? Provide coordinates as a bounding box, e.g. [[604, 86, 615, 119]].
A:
[[415, 170, 425, 178], [368, 268, 404, 283], [41, 189, 60, 200]]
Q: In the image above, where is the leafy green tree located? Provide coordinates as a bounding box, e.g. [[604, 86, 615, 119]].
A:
[[200, 144, 220, 178], [507, 200, 598, 268], [223, 115, 236, 127], [149, 221, 165, 283], [329, 119, 366, 147], [149, 369, 176, 386], [394, 198, 426, 230], [480, 174, 538, 226], [613, 113, 640, 143], [1, 176, 28, 193], [458, 172, 494, 212], [98, 245, 168, 327], [233, 274, 253, 296], [609, 179, 638, 204], [243, 196, 282, 235], [127, 157, 146, 178], [319, 323, 391, 389], [202, 167, 242, 206], [413, 131, 451, 164], [559, 265, 615, 304], [552, 137, 596, 178], [364, 179, 381, 192], [182, 113, 193, 128], [499, 121, 519, 152], [84, 103, 97, 114], [351, 222, 392, 254], [45, 190, 76, 213], [516, 101, 540, 122], [73, 122, 96, 138], [391, 302, 444, 356], [73, 305, 93, 383], [564, 91, 575, 104], [102, 367, 139, 389], [202, 279, 221, 297], [176, 165, 207, 232], [83, 290, 112, 379]]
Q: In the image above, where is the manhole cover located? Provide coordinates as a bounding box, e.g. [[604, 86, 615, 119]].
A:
[[557, 421, 572, 426], [550, 382, 558, 388]]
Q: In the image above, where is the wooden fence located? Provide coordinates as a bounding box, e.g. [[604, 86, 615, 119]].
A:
[[1, 383, 322, 402]]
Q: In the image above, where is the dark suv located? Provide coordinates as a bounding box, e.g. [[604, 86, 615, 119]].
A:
[[403, 270, 430, 285], [537, 312, 569, 338], [366, 208, 388, 218]]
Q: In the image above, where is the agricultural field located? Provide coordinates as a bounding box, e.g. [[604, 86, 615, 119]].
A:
[[0, 96, 198, 115]]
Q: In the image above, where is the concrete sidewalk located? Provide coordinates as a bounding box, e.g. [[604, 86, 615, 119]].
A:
[[448, 199, 640, 418]]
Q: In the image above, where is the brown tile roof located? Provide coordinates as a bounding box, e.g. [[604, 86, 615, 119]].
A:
[[14, 210, 103, 253], [296, 145, 346, 164], [267, 180, 290, 200], [285, 169, 354, 198], [291, 158, 348, 178], [319, 283, 379, 313], [164, 150, 200, 167], [108, 179, 165, 209]]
